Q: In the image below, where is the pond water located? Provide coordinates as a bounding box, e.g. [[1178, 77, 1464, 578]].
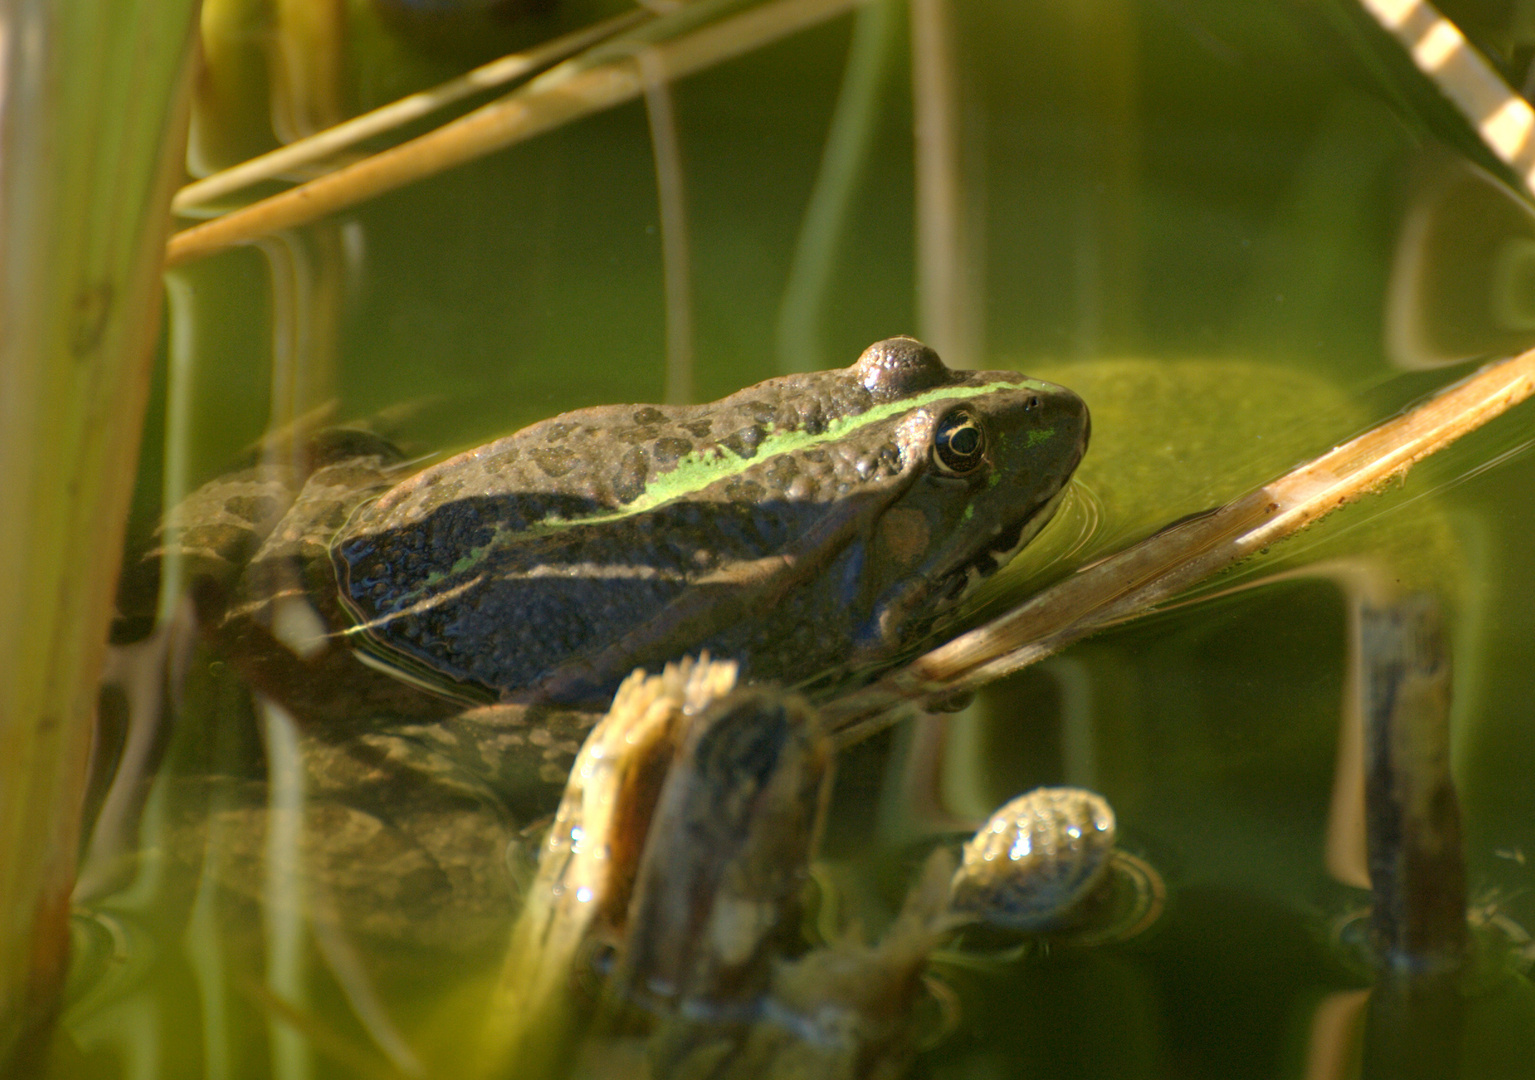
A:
[[48, 0, 1535, 1077]]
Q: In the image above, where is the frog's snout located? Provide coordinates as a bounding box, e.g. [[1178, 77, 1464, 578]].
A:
[[1034, 384, 1091, 475]]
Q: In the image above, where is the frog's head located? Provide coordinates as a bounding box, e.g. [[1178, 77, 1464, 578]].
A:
[[845, 337, 1089, 659]]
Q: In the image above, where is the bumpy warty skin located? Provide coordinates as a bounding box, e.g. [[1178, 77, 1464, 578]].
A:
[[332, 339, 1088, 704]]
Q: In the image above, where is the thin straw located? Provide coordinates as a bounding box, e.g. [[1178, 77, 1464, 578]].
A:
[[166, 0, 864, 267], [172, 10, 650, 213], [828, 345, 1535, 744]]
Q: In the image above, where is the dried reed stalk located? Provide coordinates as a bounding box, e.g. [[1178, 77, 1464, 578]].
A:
[[166, 0, 863, 267], [829, 346, 1535, 742]]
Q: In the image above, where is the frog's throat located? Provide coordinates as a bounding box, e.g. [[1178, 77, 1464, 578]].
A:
[[865, 482, 1070, 653], [952, 482, 1071, 593]]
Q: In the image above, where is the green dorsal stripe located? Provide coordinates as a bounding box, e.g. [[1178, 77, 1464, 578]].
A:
[[589, 378, 1041, 521], [364, 378, 1049, 597]]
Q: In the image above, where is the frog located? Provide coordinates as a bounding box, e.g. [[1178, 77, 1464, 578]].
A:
[[162, 335, 1089, 731], [91, 337, 1087, 1025]]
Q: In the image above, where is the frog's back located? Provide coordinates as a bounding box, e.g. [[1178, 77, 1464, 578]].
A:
[[346, 368, 868, 526], [329, 339, 1088, 706], [331, 368, 896, 700]]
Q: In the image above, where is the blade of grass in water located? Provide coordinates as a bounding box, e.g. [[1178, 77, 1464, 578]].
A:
[[639, 50, 695, 406], [0, 1, 200, 1063], [165, 0, 866, 267], [775, 0, 898, 373]]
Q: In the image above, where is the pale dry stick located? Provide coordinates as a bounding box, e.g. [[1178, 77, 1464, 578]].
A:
[[1359, 0, 1535, 193], [482, 660, 739, 1080], [166, 0, 864, 267], [1303, 989, 1374, 1080], [827, 347, 1535, 745], [171, 10, 649, 213]]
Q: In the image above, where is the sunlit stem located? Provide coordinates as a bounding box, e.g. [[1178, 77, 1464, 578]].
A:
[[0, 0, 199, 1059], [158, 275, 202, 621], [1359, 0, 1535, 195]]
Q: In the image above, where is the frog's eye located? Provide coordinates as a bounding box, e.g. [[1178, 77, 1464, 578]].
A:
[[933, 408, 987, 476]]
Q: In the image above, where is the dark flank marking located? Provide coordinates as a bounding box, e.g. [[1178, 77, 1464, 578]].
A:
[[764, 456, 799, 490], [723, 479, 765, 502], [532, 447, 577, 478], [652, 437, 693, 467], [319, 503, 349, 530], [747, 400, 779, 424], [309, 429, 404, 466], [614, 426, 657, 445], [226, 494, 283, 525], [722, 424, 766, 458], [545, 422, 577, 442], [632, 407, 666, 425], [684, 419, 712, 439], [614, 446, 650, 504]]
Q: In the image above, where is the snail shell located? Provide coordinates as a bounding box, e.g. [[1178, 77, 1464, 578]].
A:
[[949, 786, 1117, 932]]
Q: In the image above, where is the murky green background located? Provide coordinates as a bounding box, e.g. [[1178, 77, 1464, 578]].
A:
[[54, 0, 1535, 1076]]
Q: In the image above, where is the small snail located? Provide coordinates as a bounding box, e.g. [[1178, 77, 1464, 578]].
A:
[[949, 786, 1163, 943]]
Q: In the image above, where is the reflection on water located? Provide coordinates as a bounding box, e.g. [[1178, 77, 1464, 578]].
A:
[[51, 0, 1535, 1076]]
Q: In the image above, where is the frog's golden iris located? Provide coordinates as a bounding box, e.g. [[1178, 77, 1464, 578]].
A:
[[932, 407, 987, 476]]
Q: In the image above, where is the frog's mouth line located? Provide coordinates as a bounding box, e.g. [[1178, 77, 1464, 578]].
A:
[[943, 485, 1070, 605]]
